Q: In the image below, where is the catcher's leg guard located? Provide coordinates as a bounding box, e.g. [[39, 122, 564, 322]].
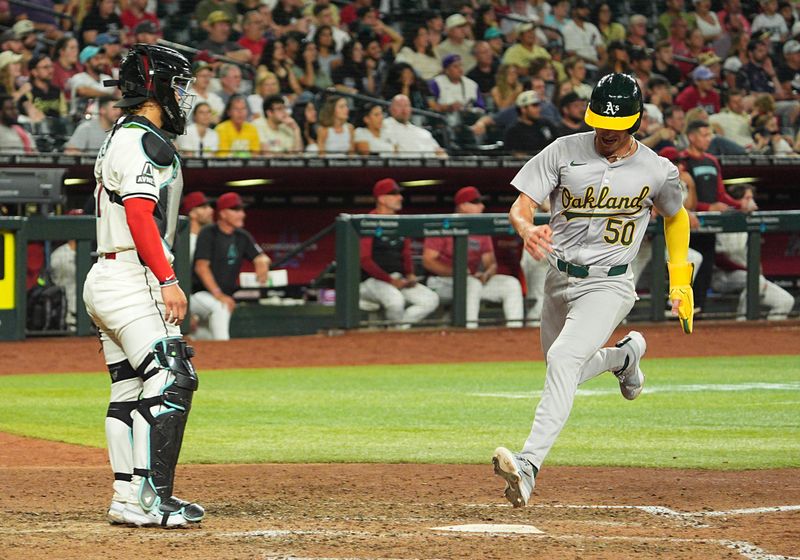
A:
[[133, 337, 198, 512]]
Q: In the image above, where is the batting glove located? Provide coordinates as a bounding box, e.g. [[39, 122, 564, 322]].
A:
[[668, 262, 694, 334]]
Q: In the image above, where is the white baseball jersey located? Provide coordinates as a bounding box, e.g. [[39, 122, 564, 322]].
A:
[[511, 131, 683, 267], [94, 116, 183, 261]]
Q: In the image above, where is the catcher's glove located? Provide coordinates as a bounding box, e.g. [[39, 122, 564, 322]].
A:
[[668, 262, 694, 334]]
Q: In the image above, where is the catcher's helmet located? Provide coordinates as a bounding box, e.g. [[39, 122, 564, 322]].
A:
[[113, 44, 195, 135], [584, 73, 643, 133]]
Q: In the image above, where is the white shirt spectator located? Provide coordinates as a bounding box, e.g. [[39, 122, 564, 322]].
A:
[[65, 118, 109, 153], [354, 126, 396, 156], [175, 123, 220, 157], [189, 90, 225, 123], [751, 13, 788, 43], [429, 74, 484, 109], [708, 109, 753, 149], [382, 117, 444, 157], [307, 24, 350, 52], [695, 11, 723, 41], [395, 47, 442, 80], [562, 20, 604, 64], [253, 117, 298, 153], [67, 71, 115, 115]]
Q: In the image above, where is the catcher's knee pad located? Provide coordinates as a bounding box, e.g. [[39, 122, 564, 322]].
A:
[[137, 337, 198, 508]]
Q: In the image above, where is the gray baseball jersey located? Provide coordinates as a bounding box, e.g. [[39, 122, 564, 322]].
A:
[[511, 132, 683, 267]]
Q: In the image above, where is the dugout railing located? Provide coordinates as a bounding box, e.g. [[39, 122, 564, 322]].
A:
[[334, 210, 800, 329]]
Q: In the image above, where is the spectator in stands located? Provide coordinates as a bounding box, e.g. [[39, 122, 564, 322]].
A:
[[425, 10, 445, 49], [9, 0, 62, 42], [563, 57, 592, 100], [669, 17, 693, 79], [181, 191, 214, 261], [598, 40, 630, 76], [429, 54, 485, 117], [677, 66, 722, 114], [314, 25, 343, 79], [503, 89, 557, 156], [200, 11, 252, 64], [474, 5, 499, 44], [258, 39, 303, 96], [593, 3, 624, 46], [353, 8, 403, 55], [628, 46, 654, 91], [316, 95, 354, 155], [0, 51, 27, 104], [468, 41, 499, 98], [176, 101, 220, 158], [51, 37, 81, 97], [80, 0, 125, 47], [96, 31, 123, 67], [554, 91, 591, 137], [653, 105, 688, 152], [658, 0, 696, 40], [645, 76, 673, 121], [254, 94, 302, 154], [563, 0, 605, 66], [294, 40, 333, 90], [719, 0, 751, 33], [132, 21, 159, 45], [63, 96, 119, 154], [502, 23, 550, 77], [776, 39, 800, 100], [737, 38, 777, 94], [692, 0, 723, 42], [359, 178, 440, 329], [192, 192, 270, 341], [216, 94, 260, 157], [712, 184, 794, 320], [67, 46, 116, 116], [395, 24, 441, 81], [216, 63, 245, 107], [423, 185, 524, 329], [247, 70, 280, 118], [708, 88, 753, 150], [652, 40, 682, 87], [625, 14, 649, 49], [195, 0, 239, 31], [238, 10, 268, 65], [491, 64, 523, 111], [436, 13, 476, 73], [383, 94, 446, 157], [119, 0, 158, 37], [0, 29, 23, 56], [484, 27, 505, 58], [682, 120, 755, 313], [381, 62, 430, 114], [308, 3, 350, 53], [14, 19, 41, 59], [332, 40, 376, 94], [752, 0, 788, 46], [354, 102, 395, 156], [0, 94, 37, 153], [292, 96, 319, 151], [189, 61, 224, 125], [752, 113, 796, 154], [19, 55, 64, 122]]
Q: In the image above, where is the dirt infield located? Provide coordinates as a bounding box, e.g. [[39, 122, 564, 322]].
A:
[[1, 323, 799, 559]]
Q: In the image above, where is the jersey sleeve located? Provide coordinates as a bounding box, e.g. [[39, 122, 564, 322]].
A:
[[241, 229, 265, 261], [652, 157, 684, 218], [510, 139, 562, 205]]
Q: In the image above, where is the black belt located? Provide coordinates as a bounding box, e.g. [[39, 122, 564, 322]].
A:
[[556, 259, 628, 278]]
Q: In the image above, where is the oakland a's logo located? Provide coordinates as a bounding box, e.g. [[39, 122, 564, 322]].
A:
[[561, 185, 650, 220], [604, 102, 619, 115]]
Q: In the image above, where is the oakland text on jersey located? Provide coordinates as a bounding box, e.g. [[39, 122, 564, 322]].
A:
[[561, 185, 651, 220]]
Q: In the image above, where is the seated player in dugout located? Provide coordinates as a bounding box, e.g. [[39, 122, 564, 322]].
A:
[[492, 73, 694, 508], [191, 192, 271, 341]]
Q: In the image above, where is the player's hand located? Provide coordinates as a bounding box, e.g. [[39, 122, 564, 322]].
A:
[[668, 262, 694, 334], [161, 283, 187, 325], [405, 274, 418, 287], [522, 224, 554, 261], [708, 202, 730, 212], [390, 277, 407, 289], [216, 294, 236, 313]]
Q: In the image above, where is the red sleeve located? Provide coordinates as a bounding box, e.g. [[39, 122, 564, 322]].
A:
[[710, 155, 741, 208], [123, 197, 177, 285], [403, 238, 413, 275], [359, 236, 392, 283]]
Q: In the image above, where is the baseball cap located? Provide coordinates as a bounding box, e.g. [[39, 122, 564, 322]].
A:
[[515, 89, 541, 107], [0, 51, 23, 71], [95, 32, 121, 45], [722, 56, 742, 73], [79, 45, 105, 65], [206, 10, 233, 25], [372, 178, 402, 197], [181, 191, 210, 214], [445, 13, 468, 31], [442, 53, 461, 69], [515, 22, 535, 34], [697, 51, 721, 66], [483, 27, 503, 40], [658, 146, 683, 162], [192, 60, 212, 74], [454, 186, 484, 205], [0, 29, 17, 44], [691, 65, 714, 81], [134, 20, 159, 35], [784, 39, 800, 55], [216, 192, 245, 211], [12, 19, 34, 38]]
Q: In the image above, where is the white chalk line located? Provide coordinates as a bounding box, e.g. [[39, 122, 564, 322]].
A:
[[472, 381, 800, 399]]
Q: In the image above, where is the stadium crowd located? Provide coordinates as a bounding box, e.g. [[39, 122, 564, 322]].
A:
[[2, 0, 800, 157]]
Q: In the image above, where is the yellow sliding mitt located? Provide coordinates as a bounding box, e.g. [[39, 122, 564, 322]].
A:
[[667, 262, 694, 334]]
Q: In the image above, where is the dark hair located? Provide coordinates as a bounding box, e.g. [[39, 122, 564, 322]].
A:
[[313, 3, 329, 17], [722, 88, 744, 105], [663, 105, 684, 120], [259, 39, 284, 70], [97, 96, 116, 109], [223, 93, 248, 120], [262, 94, 285, 114], [647, 75, 670, 90], [53, 36, 77, 59], [313, 24, 334, 50], [292, 98, 318, 145], [686, 119, 709, 135], [359, 101, 382, 125], [727, 183, 755, 199]]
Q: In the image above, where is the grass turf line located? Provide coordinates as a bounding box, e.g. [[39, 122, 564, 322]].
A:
[[0, 356, 797, 469]]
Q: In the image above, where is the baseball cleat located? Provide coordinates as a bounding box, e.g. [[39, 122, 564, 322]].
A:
[[121, 503, 191, 528], [492, 447, 536, 508], [107, 500, 126, 525], [613, 331, 646, 400], [163, 496, 205, 523]]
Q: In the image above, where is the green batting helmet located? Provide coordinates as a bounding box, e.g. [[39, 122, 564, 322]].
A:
[[584, 73, 643, 133]]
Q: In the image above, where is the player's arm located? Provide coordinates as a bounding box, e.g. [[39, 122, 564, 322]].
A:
[[664, 206, 694, 334], [359, 236, 397, 285], [478, 250, 497, 283], [509, 192, 552, 261], [124, 197, 186, 325], [422, 246, 452, 277]]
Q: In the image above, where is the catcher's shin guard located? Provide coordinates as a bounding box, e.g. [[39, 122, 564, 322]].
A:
[[136, 337, 198, 511]]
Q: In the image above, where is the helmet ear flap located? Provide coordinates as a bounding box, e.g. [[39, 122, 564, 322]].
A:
[[628, 111, 642, 134]]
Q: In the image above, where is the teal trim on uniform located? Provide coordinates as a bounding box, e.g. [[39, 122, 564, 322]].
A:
[[557, 258, 628, 278], [121, 122, 174, 169]]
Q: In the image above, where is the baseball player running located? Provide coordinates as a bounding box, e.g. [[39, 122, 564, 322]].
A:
[[492, 73, 694, 507], [83, 44, 204, 527]]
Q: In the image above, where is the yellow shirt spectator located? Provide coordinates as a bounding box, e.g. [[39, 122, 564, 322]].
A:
[[215, 119, 260, 157], [501, 43, 551, 71]]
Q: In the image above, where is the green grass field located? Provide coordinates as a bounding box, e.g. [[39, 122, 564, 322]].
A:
[[1, 356, 798, 469]]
